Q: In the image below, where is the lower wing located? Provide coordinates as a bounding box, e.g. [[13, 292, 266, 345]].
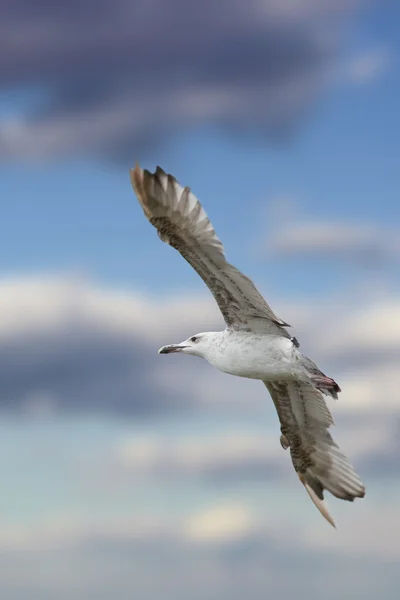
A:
[[264, 380, 365, 527]]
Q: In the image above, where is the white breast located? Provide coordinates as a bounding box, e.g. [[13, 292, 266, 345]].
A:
[[209, 331, 298, 381]]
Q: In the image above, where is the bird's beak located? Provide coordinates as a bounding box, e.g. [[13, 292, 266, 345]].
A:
[[158, 344, 188, 354]]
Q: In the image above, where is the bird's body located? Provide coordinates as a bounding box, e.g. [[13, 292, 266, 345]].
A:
[[208, 330, 298, 380], [130, 163, 365, 528], [186, 330, 302, 381]]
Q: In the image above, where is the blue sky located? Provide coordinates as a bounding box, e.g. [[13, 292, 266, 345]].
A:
[[2, 25, 399, 291], [0, 1, 400, 599]]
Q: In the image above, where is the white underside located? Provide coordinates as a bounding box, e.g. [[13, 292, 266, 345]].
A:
[[207, 330, 303, 381]]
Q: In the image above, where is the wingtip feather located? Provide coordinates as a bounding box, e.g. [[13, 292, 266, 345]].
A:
[[302, 478, 336, 528], [129, 162, 143, 193], [130, 162, 156, 220]]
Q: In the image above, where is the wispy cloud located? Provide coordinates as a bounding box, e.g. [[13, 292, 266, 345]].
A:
[[343, 48, 390, 84], [268, 220, 400, 266]]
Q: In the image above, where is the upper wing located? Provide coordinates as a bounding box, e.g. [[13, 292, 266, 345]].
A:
[[131, 164, 289, 335], [264, 380, 365, 527]]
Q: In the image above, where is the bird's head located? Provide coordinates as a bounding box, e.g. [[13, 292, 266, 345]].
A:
[[158, 332, 218, 359]]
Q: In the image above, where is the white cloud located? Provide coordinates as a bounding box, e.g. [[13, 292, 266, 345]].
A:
[[317, 298, 400, 355], [184, 504, 255, 543], [115, 432, 287, 479], [0, 274, 220, 342]]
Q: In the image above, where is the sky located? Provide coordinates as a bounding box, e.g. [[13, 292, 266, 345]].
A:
[[1, 1, 400, 599]]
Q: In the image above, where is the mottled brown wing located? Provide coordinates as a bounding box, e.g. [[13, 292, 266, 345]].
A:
[[131, 164, 289, 335], [265, 380, 365, 527]]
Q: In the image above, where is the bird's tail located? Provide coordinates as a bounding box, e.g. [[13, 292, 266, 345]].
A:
[[301, 355, 341, 399], [312, 374, 341, 399]]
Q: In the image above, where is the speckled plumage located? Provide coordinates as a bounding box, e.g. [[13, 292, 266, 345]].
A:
[[130, 163, 365, 528]]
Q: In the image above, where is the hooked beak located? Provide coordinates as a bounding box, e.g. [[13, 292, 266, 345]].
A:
[[158, 344, 188, 354]]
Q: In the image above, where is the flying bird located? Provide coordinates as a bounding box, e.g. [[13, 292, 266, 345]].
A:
[[130, 164, 365, 528]]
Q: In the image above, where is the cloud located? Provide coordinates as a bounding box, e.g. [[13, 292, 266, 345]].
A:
[[0, 267, 397, 600], [1, 273, 400, 420], [111, 409, 399, 484], [0, 274, 263, 416], [115, 433, 288, 481], [268, 220, 400, 266], [0, 500, 399, 600], [184, 503, 255, 543], [0, 0, 365, 161], [343, 48, 390, 84]]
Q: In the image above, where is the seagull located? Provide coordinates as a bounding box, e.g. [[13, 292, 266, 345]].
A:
[[130, 164, 365, 528]]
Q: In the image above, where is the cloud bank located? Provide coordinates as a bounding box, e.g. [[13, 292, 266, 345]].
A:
[[1, 274, 400, 417], [1, 273, 398, 600], [0, 498, 398, 600]]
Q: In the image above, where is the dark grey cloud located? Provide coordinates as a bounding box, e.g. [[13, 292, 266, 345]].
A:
[[0, 320, 155, 415], [0, 0, 362, 161], [0, 278, 234, 416], [0, 309, 221, 417]]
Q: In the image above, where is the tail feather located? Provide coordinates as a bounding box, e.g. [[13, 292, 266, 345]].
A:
[[313, 375, 341, 400], [301, 355, 342, 399]]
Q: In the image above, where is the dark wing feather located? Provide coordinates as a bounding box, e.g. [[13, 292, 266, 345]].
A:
[[131, 164, 289, 335]]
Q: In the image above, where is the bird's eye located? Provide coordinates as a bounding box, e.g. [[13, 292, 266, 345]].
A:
[[190, 336, 197, 343]]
